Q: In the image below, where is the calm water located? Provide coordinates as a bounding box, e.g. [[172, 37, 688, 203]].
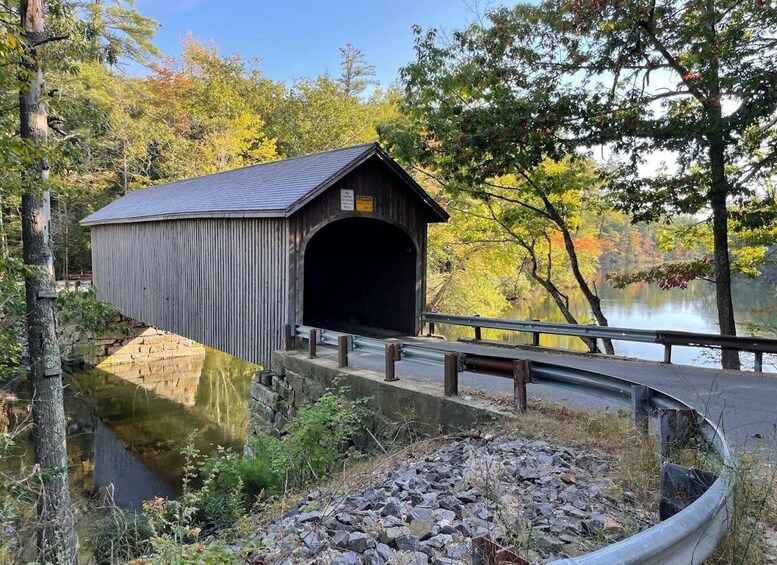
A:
[[437, 278, 777, 369], [7, 348, 257, 510]]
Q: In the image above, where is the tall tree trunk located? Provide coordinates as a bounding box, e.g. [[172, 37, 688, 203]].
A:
[[710, 145, 740, 370], [19, 0, 78, 561], [705, 0, 739, 370]]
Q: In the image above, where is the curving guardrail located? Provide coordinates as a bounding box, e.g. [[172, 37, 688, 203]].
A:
[[293, 324, 735, 565]]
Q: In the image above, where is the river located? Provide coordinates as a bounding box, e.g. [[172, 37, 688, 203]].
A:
[[436, 277, 777, 369], [4, 348, 257, 512]]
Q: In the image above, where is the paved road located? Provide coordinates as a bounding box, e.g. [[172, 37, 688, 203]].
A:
[[313, 338, 777, 455]]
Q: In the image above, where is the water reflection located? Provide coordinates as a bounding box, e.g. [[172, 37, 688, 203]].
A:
[[59, 348, 257, 509], [438, 278, 777, 368]]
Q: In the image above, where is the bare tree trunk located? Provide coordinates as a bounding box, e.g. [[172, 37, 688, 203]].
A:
[[19, 0, 78, 561]]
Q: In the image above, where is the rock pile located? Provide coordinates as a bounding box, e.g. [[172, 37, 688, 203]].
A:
[[249, 435, 656, 564]]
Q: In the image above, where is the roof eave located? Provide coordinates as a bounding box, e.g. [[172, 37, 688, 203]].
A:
[[81, 209, 287, 226]]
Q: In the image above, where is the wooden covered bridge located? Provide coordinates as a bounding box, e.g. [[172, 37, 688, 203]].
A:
[[81, 143, 449, 365]]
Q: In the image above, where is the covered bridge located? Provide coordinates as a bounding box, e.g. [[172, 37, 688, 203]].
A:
[[81, 143, 448, 366]]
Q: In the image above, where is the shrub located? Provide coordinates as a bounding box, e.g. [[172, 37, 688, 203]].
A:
[[56, 285, 125, 336], [248, 384, 368, 492]]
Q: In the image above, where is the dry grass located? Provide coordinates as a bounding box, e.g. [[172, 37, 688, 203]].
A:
[[469, 393, 662, 509]]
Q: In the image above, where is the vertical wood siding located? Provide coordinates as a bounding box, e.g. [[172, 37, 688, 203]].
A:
[[92, 218, 287, 367]]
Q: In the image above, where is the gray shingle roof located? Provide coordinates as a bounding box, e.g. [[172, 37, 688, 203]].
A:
[[81, 143, 447, 226]]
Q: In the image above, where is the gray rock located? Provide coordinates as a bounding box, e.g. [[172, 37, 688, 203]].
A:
[[332, 530, 350, 548], [408, 519, 433, 541], [348, 531, 376, 553], [376, 542, 394, 562], [395, 534, 420, 552], [422, 534, 453, 549], [297, 510, 322, 523]]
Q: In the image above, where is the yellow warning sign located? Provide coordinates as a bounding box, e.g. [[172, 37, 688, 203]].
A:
[[355, 195, 374, 212]]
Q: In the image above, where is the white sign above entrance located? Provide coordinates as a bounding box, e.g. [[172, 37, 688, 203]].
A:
[[340, 189, 355, 211]]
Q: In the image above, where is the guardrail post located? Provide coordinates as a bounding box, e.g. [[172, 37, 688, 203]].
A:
[[308, 329, 317, 359], [385, 343, 398, 382], [532, 332, 540, 347], [513, 359, 531, 413], [754, 351, 763, 373], [337, 335, 348, 368], [284, 324, 293, 351], [663, 344, 672, 364], [427, 321, 435, 336], [474, 314, 482, 341], [657, 408, 698, 463], [444, 353, 458, 396], [631, 385, 650, 435], [393, 343, 402, 361]]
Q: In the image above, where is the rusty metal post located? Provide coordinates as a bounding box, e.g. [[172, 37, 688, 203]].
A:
[[444, 353, 458, 396], [631, 385, 650, 435], [532, 332, 540, 347], [513, 359, 531, 413], [755, 351, 764, 373], [284, 324, 293, 351], [337, 335, 348, 368], [474, 314, 482, 341], [385, 343, 397, 381], [393, 343, 402, 361], [308, 329, 317, 359]]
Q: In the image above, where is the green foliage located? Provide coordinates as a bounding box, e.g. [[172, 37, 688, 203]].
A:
[[55, 286, 125, 336], [89, 512, 154, 564], [0, 256, 27, 383], [248, 383, 368, 492]]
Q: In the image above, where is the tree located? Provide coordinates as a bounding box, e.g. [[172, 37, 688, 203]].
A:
[[382, 26, 618, 352], [18, 1, 78, 560], [448, 1, 777, 369], [337, 43, 376, 97], [2, 1, 156, 559]]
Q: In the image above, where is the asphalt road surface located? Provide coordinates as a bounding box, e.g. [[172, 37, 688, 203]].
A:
[[313, 338, 777, 456]]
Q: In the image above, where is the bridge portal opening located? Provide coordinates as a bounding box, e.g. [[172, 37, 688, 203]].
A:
[[303, 218, 417, 336]]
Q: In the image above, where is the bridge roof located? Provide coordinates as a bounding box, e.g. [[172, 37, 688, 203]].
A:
[[81, 143, 448, 226]]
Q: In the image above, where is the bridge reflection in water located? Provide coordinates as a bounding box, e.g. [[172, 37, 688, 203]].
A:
[[64, 347, 257, 509]]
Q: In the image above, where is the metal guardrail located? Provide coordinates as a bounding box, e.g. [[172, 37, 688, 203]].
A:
[[423, 311, 777, 371], [292, 324, 735, 565]]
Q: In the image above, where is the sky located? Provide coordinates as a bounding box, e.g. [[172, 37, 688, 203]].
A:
[[132, 0, 498, 86]]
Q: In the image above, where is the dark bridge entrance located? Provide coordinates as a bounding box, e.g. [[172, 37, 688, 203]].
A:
[[303, 218, 417, 335]]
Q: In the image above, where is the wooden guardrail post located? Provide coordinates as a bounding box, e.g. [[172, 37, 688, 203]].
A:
[[531, 319, 540, 347], [631, 385, 651, 435], [444, 353, 458, 396], [754, 351, 763, 373], [513, 359, 532, 413], [385, 343, 397, 382], [337, 335, 348, 368], [308, 329, 317, 359], [284, 324, 293, 351]]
